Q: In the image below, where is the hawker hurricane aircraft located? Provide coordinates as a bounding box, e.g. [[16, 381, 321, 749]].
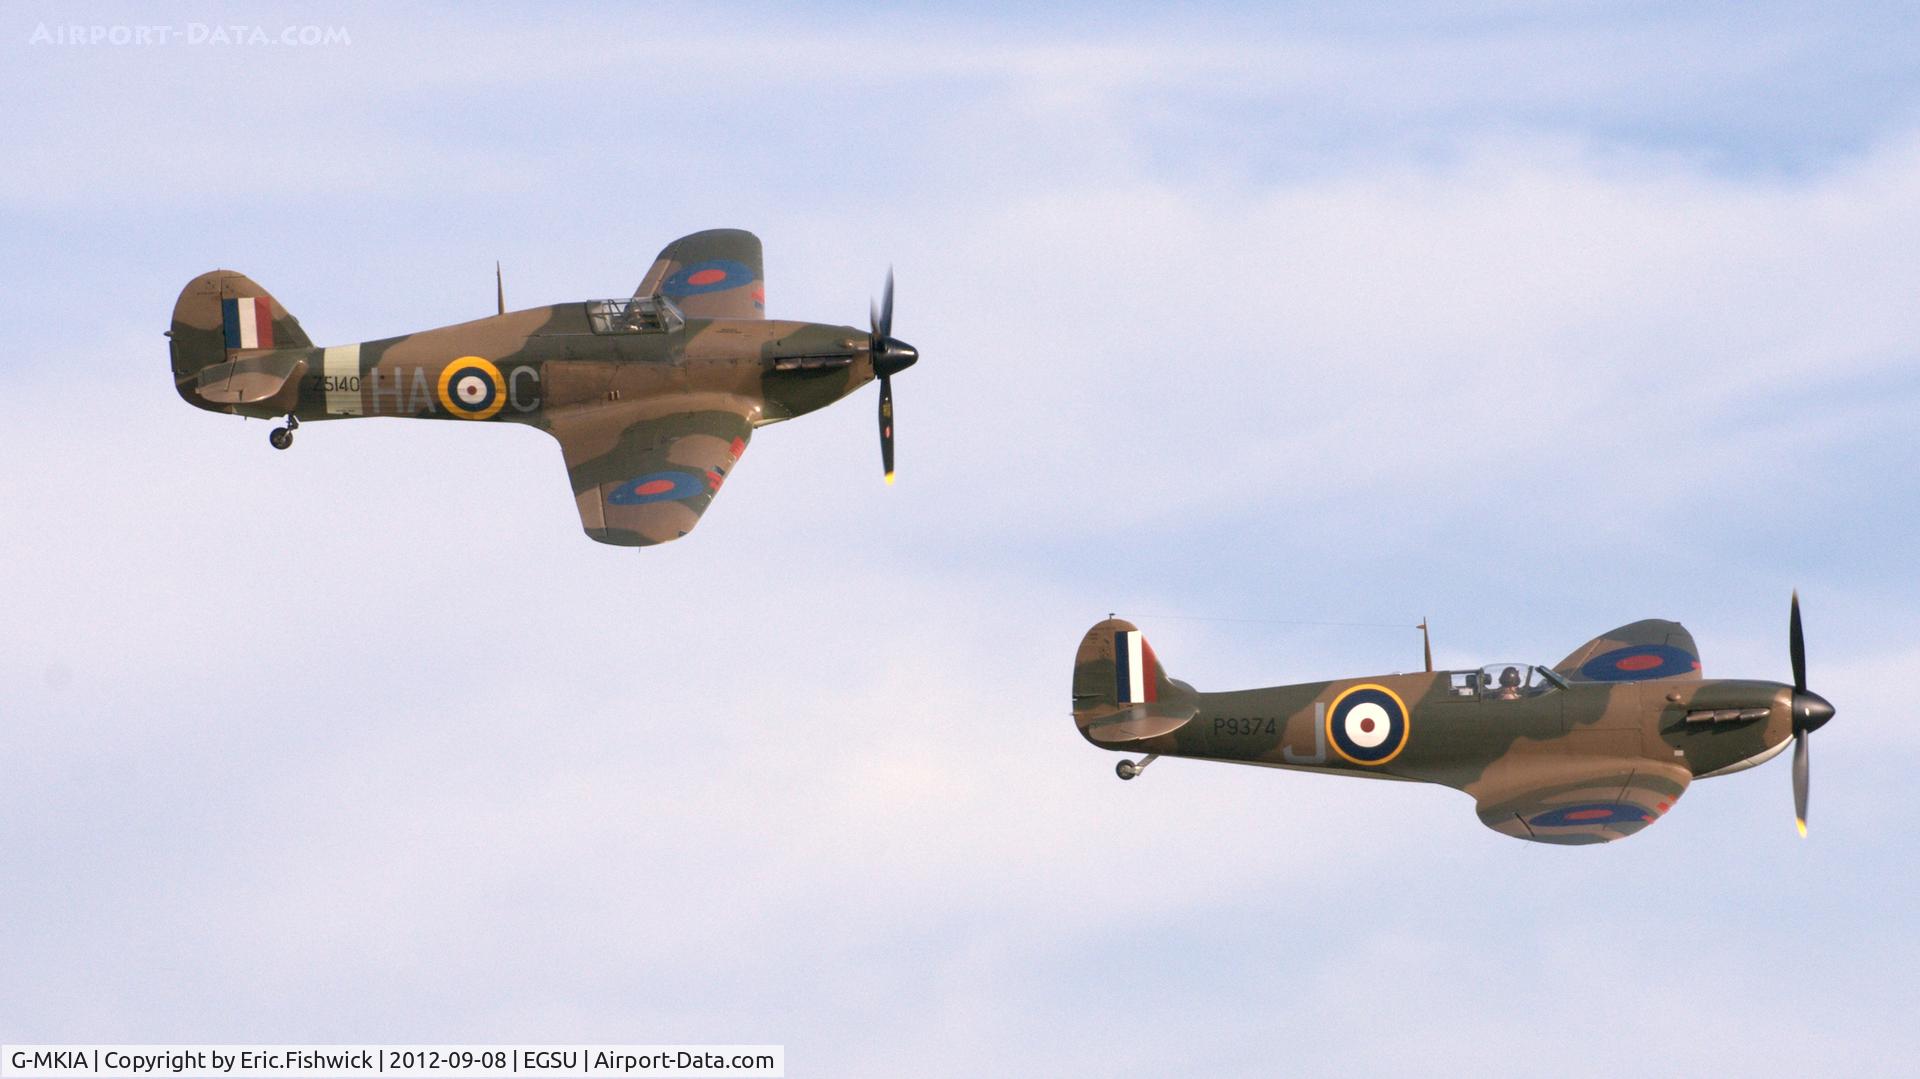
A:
[[166, 229, 918, 546], [1072, 596, 1835, 844]]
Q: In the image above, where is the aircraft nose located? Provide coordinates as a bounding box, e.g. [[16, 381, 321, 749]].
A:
[[1792, 689, 1835, 733], [874, 336, 918, 377]]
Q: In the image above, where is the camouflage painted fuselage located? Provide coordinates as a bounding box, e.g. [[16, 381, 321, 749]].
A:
[[171, 297, 877, 431], [1073, 618, 1800, 844], [166, 230, 905, 546]]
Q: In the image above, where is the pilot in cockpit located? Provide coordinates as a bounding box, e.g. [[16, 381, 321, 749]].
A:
[[1496, 666, 1523, 700]]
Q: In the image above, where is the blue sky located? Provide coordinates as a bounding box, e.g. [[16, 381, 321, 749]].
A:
[[3, 4, 1918, 1076]]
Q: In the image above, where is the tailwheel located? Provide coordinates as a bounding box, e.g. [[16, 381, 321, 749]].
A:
[[1116, 754, 1158, 781], [269, 413, 300, 450]]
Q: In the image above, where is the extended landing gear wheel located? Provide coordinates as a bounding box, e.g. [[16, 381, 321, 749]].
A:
[[269, 413, 300, 450], [1116, 760, 1139, 780]]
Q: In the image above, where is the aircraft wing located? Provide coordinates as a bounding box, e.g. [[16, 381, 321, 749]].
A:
[[1553, 618, 1702, 682], [544, 400, 753, 547], [1471, 758, 1691, 845], [633, 228, 765, 320]]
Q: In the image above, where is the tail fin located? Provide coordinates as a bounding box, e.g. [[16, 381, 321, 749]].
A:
[[169, 270, 314, 413], [1071, 618, 1198, 745]]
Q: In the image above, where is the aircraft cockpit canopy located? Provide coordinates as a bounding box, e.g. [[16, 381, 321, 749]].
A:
[[587, 294, 685, 335], [1448, 664, 1566, 701]]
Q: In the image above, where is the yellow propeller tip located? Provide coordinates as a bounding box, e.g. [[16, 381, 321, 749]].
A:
[[884, 472, 895, 485], [1796, 818, 1807, 838]]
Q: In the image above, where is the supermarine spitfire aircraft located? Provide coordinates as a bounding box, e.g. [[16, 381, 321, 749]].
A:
[[1072, 597, 1836, 844], [166, 229, 918, 546]]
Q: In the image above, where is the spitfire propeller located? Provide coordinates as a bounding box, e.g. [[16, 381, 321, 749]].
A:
[[868, 269, 918, 484], [1787, 590, 1836, 836]]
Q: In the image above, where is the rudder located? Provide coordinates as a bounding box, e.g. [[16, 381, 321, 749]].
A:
[[169, 270, 314, 413], [1071, 618, 1198, 745]]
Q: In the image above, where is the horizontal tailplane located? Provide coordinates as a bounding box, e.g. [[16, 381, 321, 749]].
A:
[[191, 353, 309, 411]]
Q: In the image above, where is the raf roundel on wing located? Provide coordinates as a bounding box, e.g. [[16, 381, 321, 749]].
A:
[[1529, 802, 1654, 829], [662, 259, 756, 299], [1577, 644, 1699, 682], [607, 471, 707, 506]]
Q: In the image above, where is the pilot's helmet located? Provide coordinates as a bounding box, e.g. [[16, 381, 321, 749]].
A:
[[1499, 666, 1522, 688]]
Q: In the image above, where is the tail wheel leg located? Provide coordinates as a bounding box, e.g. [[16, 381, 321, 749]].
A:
[[1116, 753, 1159, 781]]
